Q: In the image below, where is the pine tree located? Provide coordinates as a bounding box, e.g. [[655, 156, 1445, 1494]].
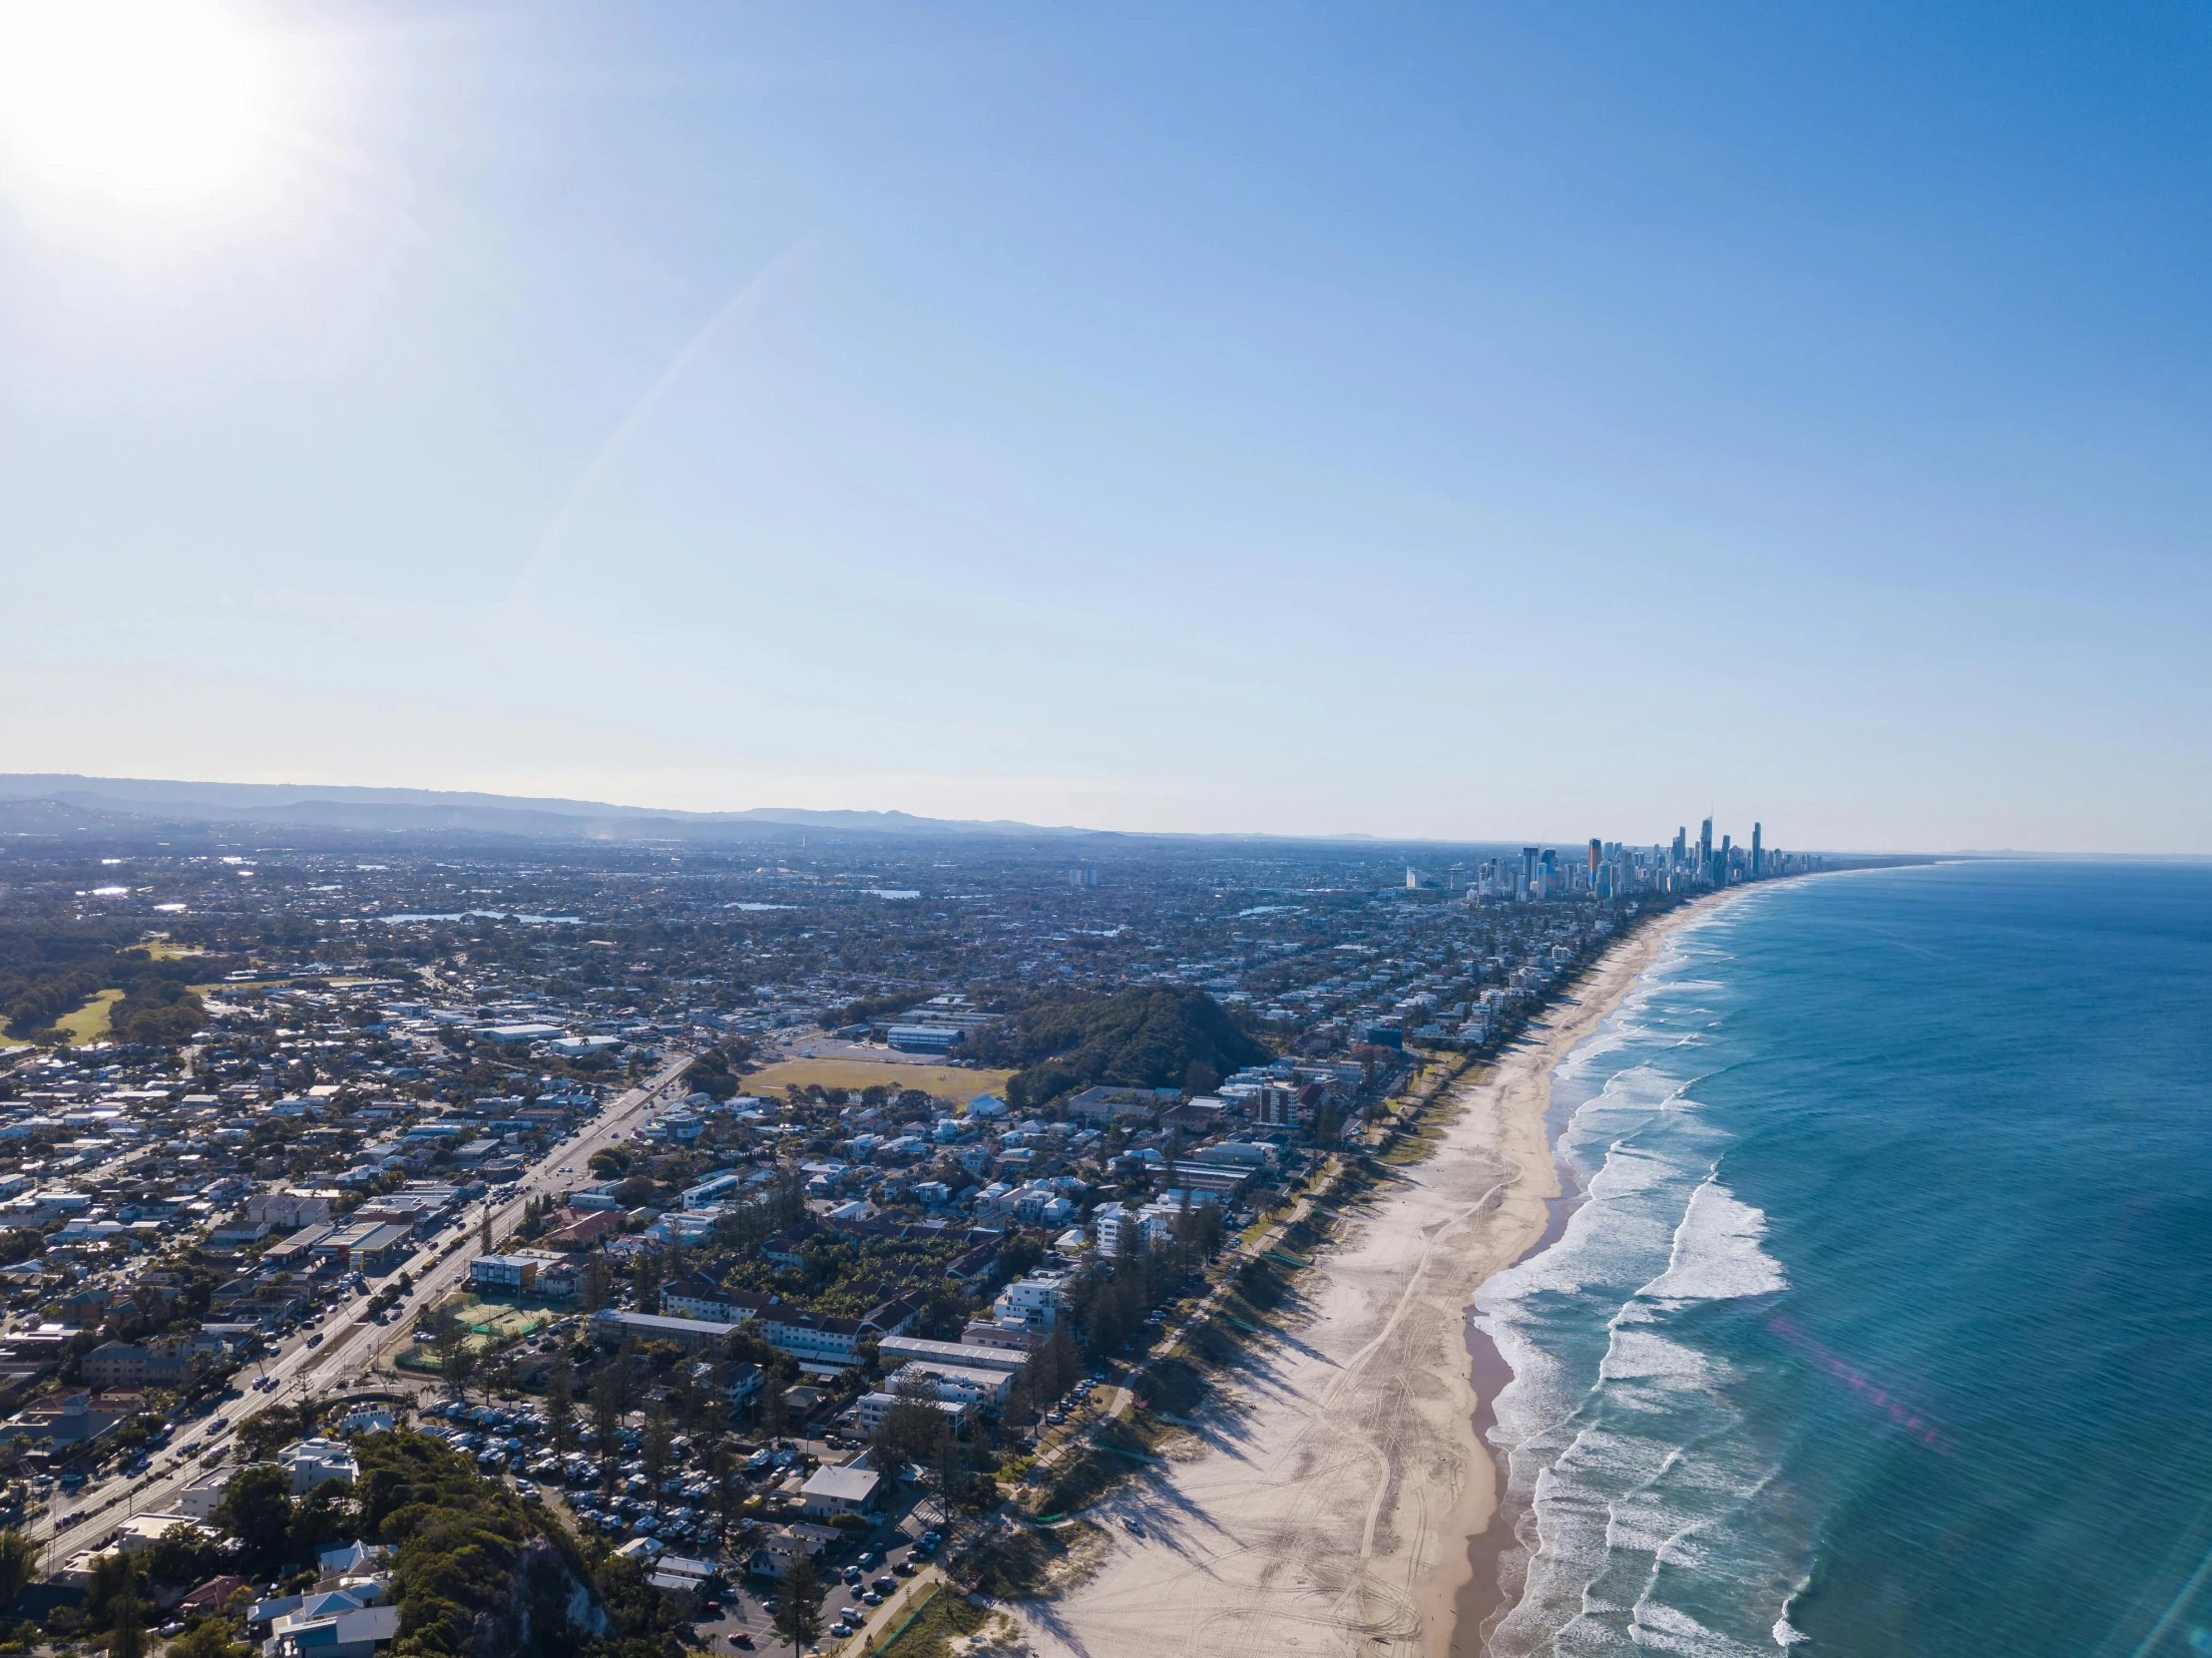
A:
[[771, 1554, 824, 1657], [545, 1351, 576, 1450]]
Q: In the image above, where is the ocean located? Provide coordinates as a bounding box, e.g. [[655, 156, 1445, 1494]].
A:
[[1474, 860, 2212, 1657]]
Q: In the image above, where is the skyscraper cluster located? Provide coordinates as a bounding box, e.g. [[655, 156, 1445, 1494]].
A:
[[1468, 820, 1821, 904]]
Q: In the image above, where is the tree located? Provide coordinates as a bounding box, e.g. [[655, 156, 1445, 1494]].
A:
[[631, 1252, 661, 1316], [0, 1526, 38, 1611], [147, 1520, 222, 1587], [1003, 1368, 1036, 1432], [431, 1308, 477, 1396], [213, 1463, 294, 1574], [1043, 1325, 1080, 1399], [928, 1434, 967, 1527], [109, 1588, 147, 1658], [642, 1398, 673, 1485], [871, 1373, 952, 1474], [588, 1365, 629, 1487], [545, 1351, 576, 1451], [85, 1549, 139, 1627], [290, 1478, 357, 1560], [712, 1444, 748, 1546], [479, 1208, 494, 1256], [757, 1380, 788, 1442], [169, 1621, 251, 1658], [770, 1554, 824, 1657], [581, 1253, 611, 1313]]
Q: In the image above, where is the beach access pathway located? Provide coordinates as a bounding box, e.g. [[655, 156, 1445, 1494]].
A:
[[1002, 906, 1709, 1658]]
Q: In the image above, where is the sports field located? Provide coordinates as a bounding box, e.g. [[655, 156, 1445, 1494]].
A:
[[746, 1056, 1013, 1106], [444, 1291, 565, 1351]]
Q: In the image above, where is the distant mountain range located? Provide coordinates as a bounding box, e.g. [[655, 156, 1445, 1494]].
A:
[[0, 773, 1097, 845]]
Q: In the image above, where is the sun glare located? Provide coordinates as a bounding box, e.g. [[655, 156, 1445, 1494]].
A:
[[0, 0, 277, 207]]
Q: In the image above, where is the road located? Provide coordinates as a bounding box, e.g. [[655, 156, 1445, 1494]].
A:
[[28, 1051, 697, 1571]]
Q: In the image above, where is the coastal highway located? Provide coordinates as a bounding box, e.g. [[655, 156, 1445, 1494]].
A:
[[27, 1051, 696, 1571]]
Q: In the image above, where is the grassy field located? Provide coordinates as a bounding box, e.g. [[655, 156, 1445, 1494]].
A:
[[746, 1057, 1014, 1105], [53, 989, 125, 1045], [138, 942, 207, 960], [867, 1581, 992, 1656]]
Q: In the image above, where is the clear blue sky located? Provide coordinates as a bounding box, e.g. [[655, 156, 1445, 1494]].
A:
[[3, 3, 2207, 851]]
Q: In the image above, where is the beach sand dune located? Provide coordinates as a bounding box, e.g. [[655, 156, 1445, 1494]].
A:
[[1006, 905, 1709, 1658]]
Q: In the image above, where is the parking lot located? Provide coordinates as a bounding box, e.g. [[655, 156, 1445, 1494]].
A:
[[692, 1509, 945, 1651]]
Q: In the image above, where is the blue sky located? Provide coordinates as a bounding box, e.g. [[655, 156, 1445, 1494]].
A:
[[2, 2, 2208, 850]]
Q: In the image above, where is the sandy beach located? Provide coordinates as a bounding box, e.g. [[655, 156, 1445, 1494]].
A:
[[1007, 896, 1726, 1658]]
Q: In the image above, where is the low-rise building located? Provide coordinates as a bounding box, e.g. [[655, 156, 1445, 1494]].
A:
[[81, 1340, 190, 1390], [1065, 1085, 1177, 1127], [798, 1464, 881, 1520], [245, 1190, 336, 1229], [175, 1467, 236, 1520], [2, 1389, 121, 1449], [875, 1334, 1027, 1375], [991, 1270, 1068, 1333], [312, 1223, 413, 1276], [270, 1600, 398, 1658], [589, 1309, 741, 1356], [278, 1437, 359, 1495], [468, 1255, 538, 1293]]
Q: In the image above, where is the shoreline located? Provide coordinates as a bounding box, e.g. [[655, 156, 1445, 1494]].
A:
[[1003, 892, 1734, 1658], [1428, 889, 1739, 1657]]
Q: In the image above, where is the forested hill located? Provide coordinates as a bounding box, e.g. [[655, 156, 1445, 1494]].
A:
[[969, 987, 1271, 1109]]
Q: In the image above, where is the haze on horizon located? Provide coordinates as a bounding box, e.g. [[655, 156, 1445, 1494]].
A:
[[2, 3, 2208, 854]]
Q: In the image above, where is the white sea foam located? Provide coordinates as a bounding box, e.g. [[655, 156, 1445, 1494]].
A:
[[1478, 925, 1811, 1657], [1640, 1177, 1789, 1305]]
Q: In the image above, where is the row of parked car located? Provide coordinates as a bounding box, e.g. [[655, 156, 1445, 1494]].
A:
[[822, 1529, 944, 1641]]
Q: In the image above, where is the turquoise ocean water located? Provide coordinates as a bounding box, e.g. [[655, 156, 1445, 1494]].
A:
[[1475, 860, 2212, 1656]]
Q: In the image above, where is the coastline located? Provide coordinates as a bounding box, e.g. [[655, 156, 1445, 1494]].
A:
[[1004, 892, 1733, 1658]]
